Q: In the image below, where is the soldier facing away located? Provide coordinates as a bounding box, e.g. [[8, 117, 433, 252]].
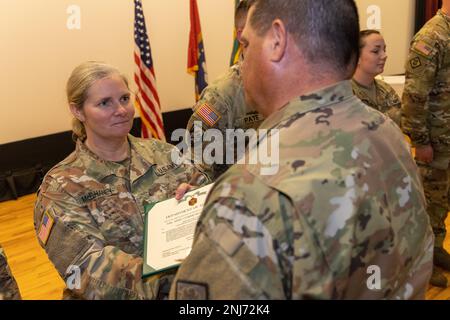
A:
[[0, 246, 21, 300], [171, 0, 433, 299], [186, 0, 264, 180], [401, 0, 450, 288]]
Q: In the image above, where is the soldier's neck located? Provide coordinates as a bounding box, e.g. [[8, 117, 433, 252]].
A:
[[85, 137, 130, 162], [353, 69, 375, 88]]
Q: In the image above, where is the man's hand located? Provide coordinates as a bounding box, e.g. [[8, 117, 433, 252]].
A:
[[415, 145, 434, 164], [175, 183, 193, 200]]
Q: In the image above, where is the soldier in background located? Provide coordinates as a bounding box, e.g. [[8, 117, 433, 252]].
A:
[[170, 0, 433, 300], [185, 0, 264, 180], [0, 246, 21, 300], [34, 62, 207, 299], [352, 30, 402, 126], [401, 0, 450, 288]]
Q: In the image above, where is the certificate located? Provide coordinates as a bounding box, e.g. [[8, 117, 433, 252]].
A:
[[142, 183, 214, 278]]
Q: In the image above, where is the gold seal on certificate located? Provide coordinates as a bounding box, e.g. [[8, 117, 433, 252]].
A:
[[143, 183, 214, 278]]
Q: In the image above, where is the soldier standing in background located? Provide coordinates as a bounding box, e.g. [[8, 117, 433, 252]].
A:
[[170, 0, 433, 299], [401, 0, 450, 288], [185, 0, 264, 180], [0, 246, 21, 300], [352, 30, 402, 126]]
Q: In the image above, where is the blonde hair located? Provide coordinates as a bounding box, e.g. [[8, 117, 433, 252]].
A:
[[66, 61, 130, 141]]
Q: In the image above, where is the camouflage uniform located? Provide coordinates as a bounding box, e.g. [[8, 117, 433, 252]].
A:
[[352, 78, 402, 126], [171, 81, 433, 300], [34, 135, 207, 300], [186, 63, 264, 180], [401, 10, 450, 251], [0, 246, 21, 300]]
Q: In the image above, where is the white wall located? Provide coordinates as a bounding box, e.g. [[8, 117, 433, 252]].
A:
[[356, 0, 416, 75], [0, 0, 415, 144]]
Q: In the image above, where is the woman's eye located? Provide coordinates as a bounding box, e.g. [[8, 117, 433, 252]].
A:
[[98, 99, 110, 107]]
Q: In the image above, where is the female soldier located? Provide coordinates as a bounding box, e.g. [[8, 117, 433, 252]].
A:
[[34, 62, 207, 300], [352, 30, 402, 126]]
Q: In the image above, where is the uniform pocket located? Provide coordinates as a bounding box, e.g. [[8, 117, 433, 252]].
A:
[[88, 194, 144, 252]]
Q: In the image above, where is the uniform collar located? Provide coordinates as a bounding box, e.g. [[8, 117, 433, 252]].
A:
[[127, 135, 159, 182], [438, 9, 450, 24], [351, 78, 377, 90], [76, 134, 156, 182], [259, 80, 354, 130], [230, 60, 242, 76]]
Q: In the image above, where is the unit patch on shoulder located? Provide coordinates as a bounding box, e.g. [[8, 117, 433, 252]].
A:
[[38, 211, 55, 245], [195, 103, 221, 127], [410, 57, 422, 69]]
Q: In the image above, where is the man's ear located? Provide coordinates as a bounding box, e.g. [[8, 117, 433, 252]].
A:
[[69, 103, 85, 122], [269, 19, 287, 62]]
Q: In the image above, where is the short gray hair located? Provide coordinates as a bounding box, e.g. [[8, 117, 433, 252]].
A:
[[247, 0, 360, 77]]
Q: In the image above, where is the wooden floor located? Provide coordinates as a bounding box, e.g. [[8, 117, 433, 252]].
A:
[[0, 195, 64, 299], [0, 194, 449, 300]]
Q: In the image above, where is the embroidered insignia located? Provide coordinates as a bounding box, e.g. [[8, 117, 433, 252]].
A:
[[154, 162, 179, 176], [410, 57, 422, 69], [243, 113, 263, 125], [414, 40, 433, 57], [195, 103, 221, 127], [79, 188, 114, 203], [38, 211, 55, 245]]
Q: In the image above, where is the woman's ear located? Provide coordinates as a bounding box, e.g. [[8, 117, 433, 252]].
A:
[[69, 103, 85, 122]]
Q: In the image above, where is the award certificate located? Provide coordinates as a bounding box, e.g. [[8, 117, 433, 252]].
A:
[[143, 183, 214, 277]]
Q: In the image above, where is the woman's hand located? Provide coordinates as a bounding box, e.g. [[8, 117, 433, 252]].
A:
[[175, 183, 193, 200]]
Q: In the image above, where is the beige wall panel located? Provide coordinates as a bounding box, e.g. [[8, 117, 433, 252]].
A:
[[1, 0, 415, 144]]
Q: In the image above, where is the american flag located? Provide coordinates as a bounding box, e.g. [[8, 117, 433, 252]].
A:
[[229, 0, 242, 66], [133, 0, 166, 141], [38, 212, 54, 245], [197, 103, 220, 127]]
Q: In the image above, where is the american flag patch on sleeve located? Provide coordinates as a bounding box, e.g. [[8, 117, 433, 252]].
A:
[[195, 103, 221, 127], [38, 211, 55, 245], [414, 40, 433, 57]]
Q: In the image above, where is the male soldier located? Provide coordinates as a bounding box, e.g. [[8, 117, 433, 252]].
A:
[[401, 0, 450, 288], [186, 0, 264, 180], [171, 0, 433, 299], [0, 246, 21, 300]]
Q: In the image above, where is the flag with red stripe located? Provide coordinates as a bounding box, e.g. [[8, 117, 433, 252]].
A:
[[187, 0, 208, 101], [134, 0, 166, 141], [230, 0, 242, 66]]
